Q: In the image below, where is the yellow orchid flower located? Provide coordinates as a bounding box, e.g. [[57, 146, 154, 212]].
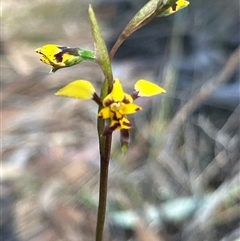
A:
[[99, 78, 165, 134], [98, 79, 141, 131], [55, 78, 166, 146], [35, 44, 96, 73], [159, 0, 189, 16]]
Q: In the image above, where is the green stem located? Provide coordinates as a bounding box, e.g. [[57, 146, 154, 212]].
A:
[[95, 135, 112, 241], [88, 5, 113, 241]]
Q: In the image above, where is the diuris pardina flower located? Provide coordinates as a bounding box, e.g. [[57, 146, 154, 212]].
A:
[[35, 44, 96, 73], [56, 78, 166, 148]]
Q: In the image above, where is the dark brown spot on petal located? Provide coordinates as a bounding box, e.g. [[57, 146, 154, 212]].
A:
[[171, 3, 177, 11], [98, 114, 103, 119], [122, 121, 131, 128], [54, 52, 64, 63], [111, 111, 123, 121], [59, 47, 79, 55], [123, 96, 131, 104], [104, 99, 113, 107], [54, 47, 79, 63]]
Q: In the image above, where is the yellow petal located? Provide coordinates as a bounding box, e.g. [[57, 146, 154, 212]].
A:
[[134, 79, 166, 97], [102, 79, 133, 106], [36, 44, 63, 67], [102, 79, 124, 106], [36, 44, 72, 67], [55, 80, 95, 99], [120, 103, 142, 115], [119, 117, 132, 129], [114, 110, 123, 120], [35, 44, 61, 56], [123, 93, 133, 104], [111, 78, 125, 102], [39, 56, 53, 65], [98, 107, 111, 119], [174, 0, 190, 11], [109, 119, 120, 129], [102, 92, 113, 107]]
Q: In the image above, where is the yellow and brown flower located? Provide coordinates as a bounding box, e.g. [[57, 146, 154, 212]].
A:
[[55, 78, 166, 147]]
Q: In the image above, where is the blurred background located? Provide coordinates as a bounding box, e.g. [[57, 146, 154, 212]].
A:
[[2, 0, 240, 241]]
